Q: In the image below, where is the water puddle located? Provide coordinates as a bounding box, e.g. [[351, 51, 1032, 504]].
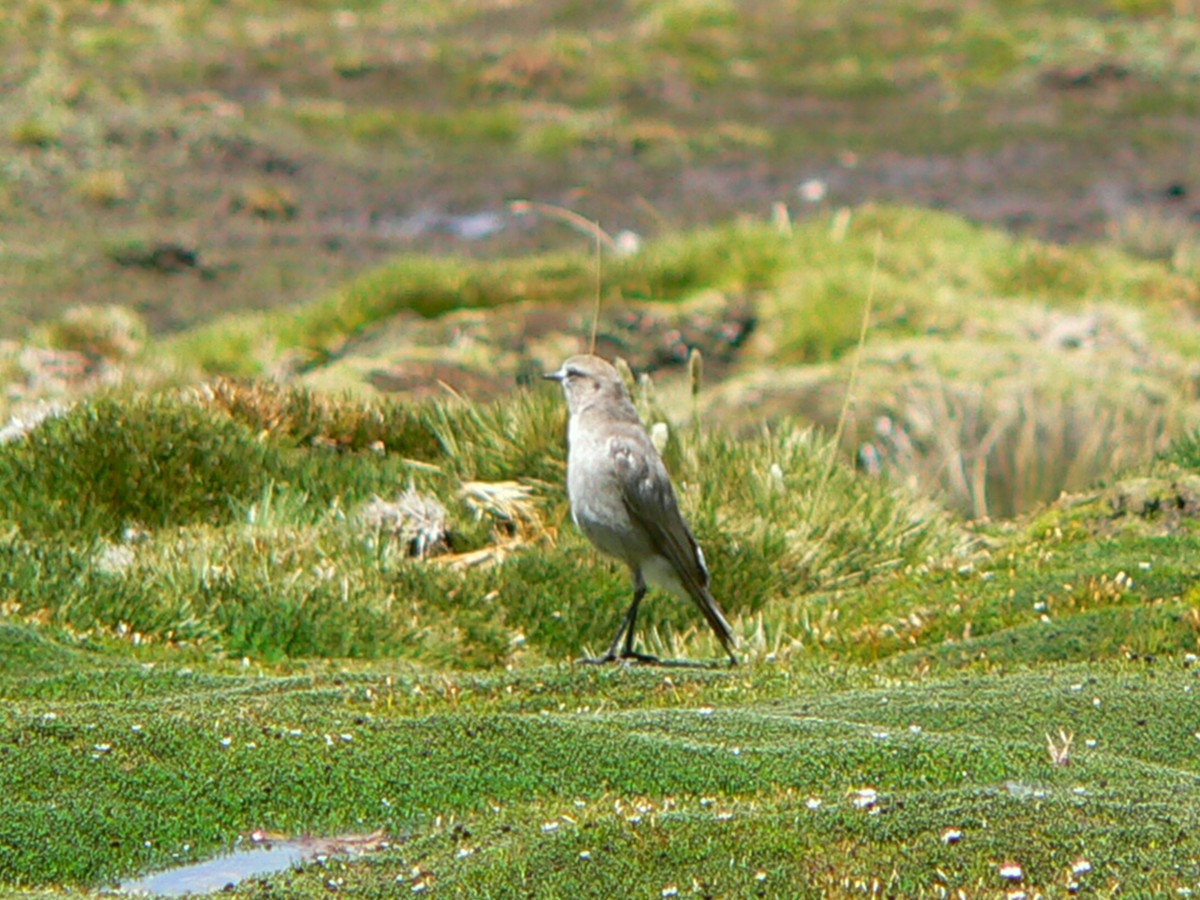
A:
[[119, 830, 390, 896], [373, 208, 508, 241]]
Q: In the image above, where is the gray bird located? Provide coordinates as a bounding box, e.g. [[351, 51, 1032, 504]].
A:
[[544, 354, 738, 666]]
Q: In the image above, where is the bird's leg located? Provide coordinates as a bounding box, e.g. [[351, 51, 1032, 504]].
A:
[[619, 583, 659, 664], [578, 581, 657, 665]]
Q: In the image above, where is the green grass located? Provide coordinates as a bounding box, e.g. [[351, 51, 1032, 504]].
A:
[[153, 205, 1197, 380], [5, 641, 1200, 895], [0, 381, 955, 665], [3, 372, 1189, 672], [0, 378, 1196, 895], [0, 376, 1194, 893], [4, 1, 1200, 889], [157, 219, 796, 375]]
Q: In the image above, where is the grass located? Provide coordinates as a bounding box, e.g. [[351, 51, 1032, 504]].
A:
[[0, 380, 954, 664], [3, 4, 1200, 890], [8, 204, 1197, 527], [151, 205, 1197, 379], [0, 370, 1197, 893], [5, 642, 1200, 895]]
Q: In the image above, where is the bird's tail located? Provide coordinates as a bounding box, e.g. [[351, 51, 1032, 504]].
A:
[[696, 587, 738, 665]]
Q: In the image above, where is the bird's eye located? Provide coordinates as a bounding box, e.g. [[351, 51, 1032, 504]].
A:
[[565, 366, 584, 379]]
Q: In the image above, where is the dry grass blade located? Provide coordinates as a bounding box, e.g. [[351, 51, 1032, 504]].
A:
[[1047, 728, 1074, 766], [458, 479, 546, 541]]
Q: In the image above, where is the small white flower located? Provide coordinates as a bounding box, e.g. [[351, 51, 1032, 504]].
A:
[[805, 797, 823, 810], [999, 862, 1023, 881], [941, 828, 962, 844], [851, 788, 878, 809], [541, 821, 560, 833], [219, 737, 232, 748], [798, 178, 828, 203], [662, 887, 679, 898], [579, 850, 592, 860], [614, 230, 642, 257], [1072, 858, 1092, 876]]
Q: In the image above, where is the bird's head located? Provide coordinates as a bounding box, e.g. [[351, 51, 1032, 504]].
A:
[[543, 354, 633, 416]]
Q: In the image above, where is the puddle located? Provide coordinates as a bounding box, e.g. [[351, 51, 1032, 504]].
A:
[[1003, 781, 1049, 800], [119, 831, 390, 896], [373, 208, 508, 241]]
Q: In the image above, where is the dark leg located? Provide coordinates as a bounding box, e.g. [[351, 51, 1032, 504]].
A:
[[618, 583, 659, 663], [578, 575, 658, 665]]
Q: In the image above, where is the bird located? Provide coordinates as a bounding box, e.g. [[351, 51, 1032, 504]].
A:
[[544, 354, 738, 666]]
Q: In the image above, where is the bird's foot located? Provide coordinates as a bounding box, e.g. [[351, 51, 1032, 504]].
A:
[[620, 649, 661, 664], [575, 653, 619, 665], [574, 650, 660, 666], [576, 651, 734, 669]]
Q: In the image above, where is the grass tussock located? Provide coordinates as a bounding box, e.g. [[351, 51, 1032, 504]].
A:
[[152, 205, 1198, 392], [0, 381, 959, 667], [161, 220, 793, 376]]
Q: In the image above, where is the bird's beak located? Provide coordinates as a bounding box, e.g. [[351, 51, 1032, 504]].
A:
[[543, 368, 565, 382]]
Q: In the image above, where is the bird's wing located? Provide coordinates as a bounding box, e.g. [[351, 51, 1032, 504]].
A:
[[608, 431, 709, 591], [609, 431, 736, 657]]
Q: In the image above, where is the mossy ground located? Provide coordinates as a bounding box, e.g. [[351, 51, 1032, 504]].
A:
[[5, 638, 1200, 896]]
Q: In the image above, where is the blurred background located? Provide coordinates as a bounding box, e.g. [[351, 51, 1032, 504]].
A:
[[2, 0, 1199, 517], [3, 0, 1198, 330]]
